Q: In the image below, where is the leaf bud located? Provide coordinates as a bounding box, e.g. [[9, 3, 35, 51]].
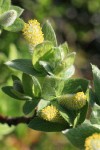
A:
[[0, 10, 17, 27]]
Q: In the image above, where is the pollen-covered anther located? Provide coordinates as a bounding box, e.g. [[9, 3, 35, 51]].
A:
[[58, 92, 87, 110], [40, 105, 64, 123], [85, 133, 100, 150], [22, 19, 44, 46]]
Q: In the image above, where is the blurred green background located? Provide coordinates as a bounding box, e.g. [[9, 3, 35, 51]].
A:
[[0, 0, 100, 149]]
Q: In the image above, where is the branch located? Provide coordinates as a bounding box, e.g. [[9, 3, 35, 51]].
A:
[[0, 115, 34, 126]]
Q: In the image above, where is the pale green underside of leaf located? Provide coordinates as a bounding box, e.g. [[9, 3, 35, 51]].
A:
[[42, 20, 57, 46], [90, 104, 100, 125], [63, 121, 100, 149], [5, 59, 44, 76], [4, 18, 24, 32], [10, 5, 24, 17]]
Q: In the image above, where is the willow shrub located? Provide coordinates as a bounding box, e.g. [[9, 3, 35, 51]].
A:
[[1, 0, 100, 149]]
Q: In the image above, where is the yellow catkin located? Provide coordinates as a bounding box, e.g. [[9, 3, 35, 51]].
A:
[[74, 92, 86, 101], [58, 92, 87, 110], [40, 105, 64, 123], [85, 133, 100, 150], [22, 19, 44, 46], [73, 92, 87, 108]]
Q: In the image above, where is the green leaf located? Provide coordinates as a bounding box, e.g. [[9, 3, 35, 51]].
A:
[[2, 86, 25, 100], [74, 102, 88, 126], [59, 42, 69, 60], [56, 103, 77, 125], [32, 41, 53, 71], [28, 117, 69, 132], [0, 0, 11, 13], [42, 76, 56, 100], [90, 104, 100, 125], [8, 43, 18, 60], [64, 52, 76, 68], [63, 121, 100, 149], [39, 47, 62, 75], [37, 99, 50, 112], [23, 100, 38, 115], [92, 65, 100, 105], [59, 109, 71, 124], [55, 103, 72, 124], [11, 89, 32, 100], [89, 89, 97, 106], [32, 76, 42, 97], [58, 65, 75, 78], [12, 75, 24, 93], [12, 75, 20, 81], [4, 18, 24, 32], [55, 95, 86, 126], [52, 47, 61, 63], [42, 76, 65, 101], [22, 73, 33, 97], [54, 52, 76, 75], [10, 5, 24, 17], [39, 61, 53, 75], [5, 59, 44, 76], [55, 79, 64, 96], [62, 78, 89, 94], [45, 47, 61, 71], [42, 20, 57, 46]]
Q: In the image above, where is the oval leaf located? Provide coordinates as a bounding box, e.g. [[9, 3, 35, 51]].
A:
[[22, 73, 33, 97], [42, 20, 57, 46], [28, 117, 69, 132], [63, 121, 100, 149], [63, 78, 89, 94], [5, 59, 44, 76], [32, 41, 53, 70], [23, 100, 38, 115], [4, 18, 24, 32]]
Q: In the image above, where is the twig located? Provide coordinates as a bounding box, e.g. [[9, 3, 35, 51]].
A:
[[0, 115, 34, 126]]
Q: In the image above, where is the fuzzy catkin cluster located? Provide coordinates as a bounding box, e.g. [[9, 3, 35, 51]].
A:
[[22, 19, 44, 46], [85, 133, 100, 150], [39, 105, 64, 123], [58, 92, 87, 110]]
